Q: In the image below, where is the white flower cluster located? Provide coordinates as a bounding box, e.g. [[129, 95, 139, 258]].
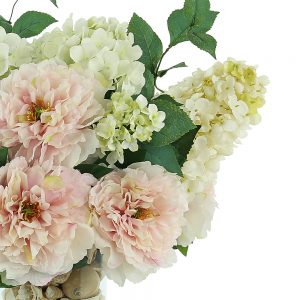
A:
[[32, 16, 145, 96], [95, 92, 165, 165], [178, 135, 219, 246], [0, 27, 33, 77], [169, 59, 269, 246]]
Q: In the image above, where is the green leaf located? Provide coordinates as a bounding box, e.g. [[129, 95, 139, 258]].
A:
[[183, 0, 196, 22], [157, 62, 187, 77], [153, 93, 182, 106], [194, 10, 219, 33], [104, 89, 115, 100], [0, 274, 14, 288], [184, 0, 213, 22], [50, 0, 58, 7], [118, 148, 147, 168], [172, 127, 199, 166], [167, 0, 219, 55], [75, 164, 113, 179], [120, 144, 183, 179], [184, 0, 219, 31], [185, 0, 219, 35], [188, 30, 217, 58], [190, 0, 219, 33], [0, 147, 8, 167], [141, 69, 155, 99], [167, 9, 191, 47], [0, 16, 12, 33], [175, 245, 189, 256], [142, 144, 182, 176], [13, 11, 57, 38], [128, 13, 163, 73], [73, 251, 102, 270], [0, 282, 14, 288], [194, 0, 211, 11], [73, 256, 88, 270], [148, 95, 196, 147]]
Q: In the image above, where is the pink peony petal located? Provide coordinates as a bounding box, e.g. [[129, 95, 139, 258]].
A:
[[0, 157, 96, 285], [89, 162, 188, 286], [0, 61, 107, 168]]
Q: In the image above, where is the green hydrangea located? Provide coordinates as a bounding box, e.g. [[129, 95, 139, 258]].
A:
[[95, 92, 165, 164]]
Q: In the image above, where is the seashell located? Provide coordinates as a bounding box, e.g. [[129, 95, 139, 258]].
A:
[[92, 268, 103, 282], [49, 271, 72, 286], [3, 284, 45, 300], [3, 288, 18, 300], [45, 286, 64, 300], [62, 266, 101, 300], [87, 246, 97, 264], [17, 284, 44, 300], [82, 292, 105, 300]]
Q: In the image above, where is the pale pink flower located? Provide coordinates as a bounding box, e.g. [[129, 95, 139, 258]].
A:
[[0, 61, 107, 168], [89, 162, 188, 286], [0, 157, 96, 286]]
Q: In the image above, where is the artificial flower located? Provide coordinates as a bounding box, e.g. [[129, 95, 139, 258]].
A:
[[32, 16, 145, 96], [89, 162, 188, 285], [178, 182, 217, 246], [0, 60, 106, 168], [169, 59, 269, 245], [95, 92, 165, 164], [0, 157, 96, 286], [0, 27, 33, 77]]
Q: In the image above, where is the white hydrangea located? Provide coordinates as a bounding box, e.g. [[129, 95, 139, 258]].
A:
[[0, 27, 33, 77], [178, 135, 220, 246], [170, 58, 269, 129], [32, 16, 145, 96], [169, 59, 269, 245], [178, 180, 217, 247], [95, 92, 165, 165]]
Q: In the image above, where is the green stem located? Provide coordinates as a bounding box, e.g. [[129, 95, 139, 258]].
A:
[[154, 82, 164, 94], [154, 46, 172, 94], [9, 0, 20, 22]]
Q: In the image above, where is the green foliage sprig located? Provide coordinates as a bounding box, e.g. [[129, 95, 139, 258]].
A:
[[0, 0, 58, 36], [0, 276, 13, 289], [0, 147, 8, 167], [128, 0, 219, 94], [13, 11, 57, 38], [127, 1, 218, 256]]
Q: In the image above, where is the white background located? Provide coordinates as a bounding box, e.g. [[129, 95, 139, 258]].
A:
[[1, 0, 300, 299]]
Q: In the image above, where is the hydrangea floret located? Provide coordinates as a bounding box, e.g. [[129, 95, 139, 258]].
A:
[[95, 92, 165, 164], [32, 16, 145, 96]]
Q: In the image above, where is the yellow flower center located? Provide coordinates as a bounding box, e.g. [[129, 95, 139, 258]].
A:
[[21, 200, 41, 223], [203, 77, 213, 87], [18, 98, 52, 123], [133, 207, 158, 220]]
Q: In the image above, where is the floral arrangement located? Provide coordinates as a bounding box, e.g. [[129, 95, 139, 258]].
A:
[[0, 0, 268, 299]]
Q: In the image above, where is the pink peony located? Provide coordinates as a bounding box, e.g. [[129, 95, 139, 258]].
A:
[[0, 157, 96, 286], [89, 162, 188, 285], [0, 61, 106, 168]]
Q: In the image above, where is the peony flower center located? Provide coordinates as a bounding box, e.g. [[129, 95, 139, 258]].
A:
[[21, 199, 41, 222], [133, 207, 158, 220], [18, 98, 52, 123]]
